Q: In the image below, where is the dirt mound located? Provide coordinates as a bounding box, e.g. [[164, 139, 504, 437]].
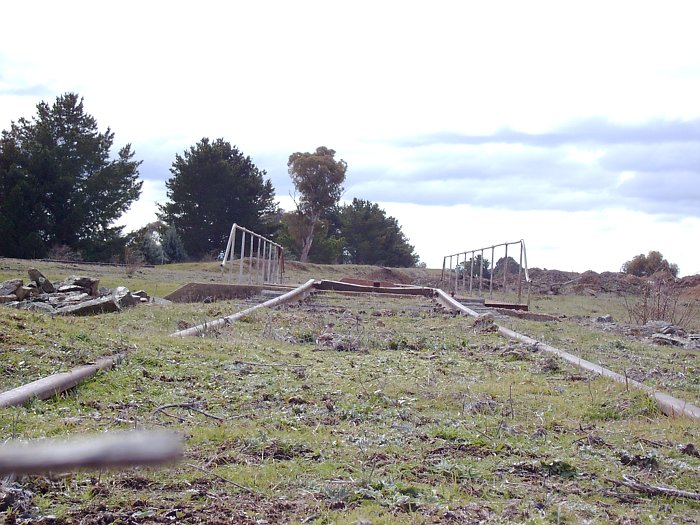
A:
[[678, 275, 700, 300], [365, 268, 413, 285], [528, 269, 648, 295]]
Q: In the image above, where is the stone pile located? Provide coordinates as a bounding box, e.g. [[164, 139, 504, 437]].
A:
[[0, 268, 149, 316]]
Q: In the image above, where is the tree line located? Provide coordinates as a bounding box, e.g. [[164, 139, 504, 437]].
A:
[[0, 93, 419, 267]]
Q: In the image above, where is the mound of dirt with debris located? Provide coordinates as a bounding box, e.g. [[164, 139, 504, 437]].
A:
[[528, 269, 650, 296], [365, 268, 413, 285]]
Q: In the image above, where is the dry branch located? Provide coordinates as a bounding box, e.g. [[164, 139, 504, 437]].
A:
[[0, 431, 181, 475], [610, 475, 700, 501], [153, 402, 225, 422], [186, 462, 260, 494]]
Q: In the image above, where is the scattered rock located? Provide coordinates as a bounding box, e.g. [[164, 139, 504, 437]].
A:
[[465, 397, 498, 414], [57, 296, 120, 316], [24, 302, 57, 314], [28, 268, 56, 293], [0, 278, 23, 296], [472, 313, 498, 333], [113, 286, 140, 308], [0, 269, 147, 316], [596, 314, 614, 323], [60, 275, 100, 296], [652, 333, 684, 346]]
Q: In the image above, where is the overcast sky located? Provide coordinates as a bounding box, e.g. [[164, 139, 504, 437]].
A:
[[2, 1, 699, 275]]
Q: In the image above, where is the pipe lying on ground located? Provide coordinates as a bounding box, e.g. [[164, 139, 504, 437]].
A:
[[0, 355, 123, 408], [171, 279, 317, 337], [0, 430, 181, 475], [434, 288, 700, 420]]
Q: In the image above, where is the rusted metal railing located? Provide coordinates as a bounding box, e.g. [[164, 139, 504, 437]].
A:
[[220, 223, 284, 285], [441, 239, 531, 304]]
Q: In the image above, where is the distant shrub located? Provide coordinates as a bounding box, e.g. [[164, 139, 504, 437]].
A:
[[622, 250, 679, 278], [623, 274, 696, 327]]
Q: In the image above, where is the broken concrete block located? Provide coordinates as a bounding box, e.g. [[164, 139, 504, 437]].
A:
[[61, 275, 99, 296], [23, 302, 57, 314], [57, 296, 120, 316], [113, 286, 140, 308]]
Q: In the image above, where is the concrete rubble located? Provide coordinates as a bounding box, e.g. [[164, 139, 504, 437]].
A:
[[0, 268, 150, 316]]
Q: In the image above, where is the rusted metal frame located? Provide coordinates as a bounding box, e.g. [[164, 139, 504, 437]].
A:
[[171, 279, 317, 337], [436, 288, 700, 420]]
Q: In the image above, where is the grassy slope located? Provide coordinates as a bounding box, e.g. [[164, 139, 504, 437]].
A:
[[0, 259, 698, 524]]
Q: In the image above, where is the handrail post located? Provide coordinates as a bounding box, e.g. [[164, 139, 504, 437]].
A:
[[469, 251, 474, 296], [479, 249, 484, 294], [503, 243, 508, 296], [517, 241, 523, 303], [489, 246, 495, 297], [256, 237, 262, 284], [239, 230, 245, 283]]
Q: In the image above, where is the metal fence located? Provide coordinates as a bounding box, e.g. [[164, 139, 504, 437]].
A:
[[441, 239, 530, 304], [220, 223, 284, 285]]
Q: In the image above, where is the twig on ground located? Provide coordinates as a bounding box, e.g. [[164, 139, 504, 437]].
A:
[[153, 402, 226, 422], [234, 360, 306, 369], [186, 462, 261, 495], [608, 475, 700, 501]]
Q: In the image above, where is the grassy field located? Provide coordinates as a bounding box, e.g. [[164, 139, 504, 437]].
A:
[[1, 259, 699, 524]]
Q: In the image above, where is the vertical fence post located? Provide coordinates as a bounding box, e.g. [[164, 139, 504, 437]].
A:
[[248, 233, 254, 283], [469, 251, 474, 296], [479, 249, 484, 294], [272, 246, 279, 284], [256, 238, 262, 284], [489, 246, 495, 297], [238, 230, 245, 283], [453, 254, 459, 292], [503, 243, 509, 296], [517, 241, 524, 304]]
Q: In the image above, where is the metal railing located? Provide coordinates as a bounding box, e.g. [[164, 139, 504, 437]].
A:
[[220, 223, 284, 285], [441, 239, 530, 304]]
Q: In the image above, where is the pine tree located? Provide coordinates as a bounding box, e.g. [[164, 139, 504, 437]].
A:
[[0, 93, 142, 259]]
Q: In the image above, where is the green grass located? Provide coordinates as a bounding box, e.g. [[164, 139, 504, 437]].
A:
[[0, 260, 699, 523]]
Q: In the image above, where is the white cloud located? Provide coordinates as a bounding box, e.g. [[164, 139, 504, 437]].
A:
[[2, 1, 700, 276]]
